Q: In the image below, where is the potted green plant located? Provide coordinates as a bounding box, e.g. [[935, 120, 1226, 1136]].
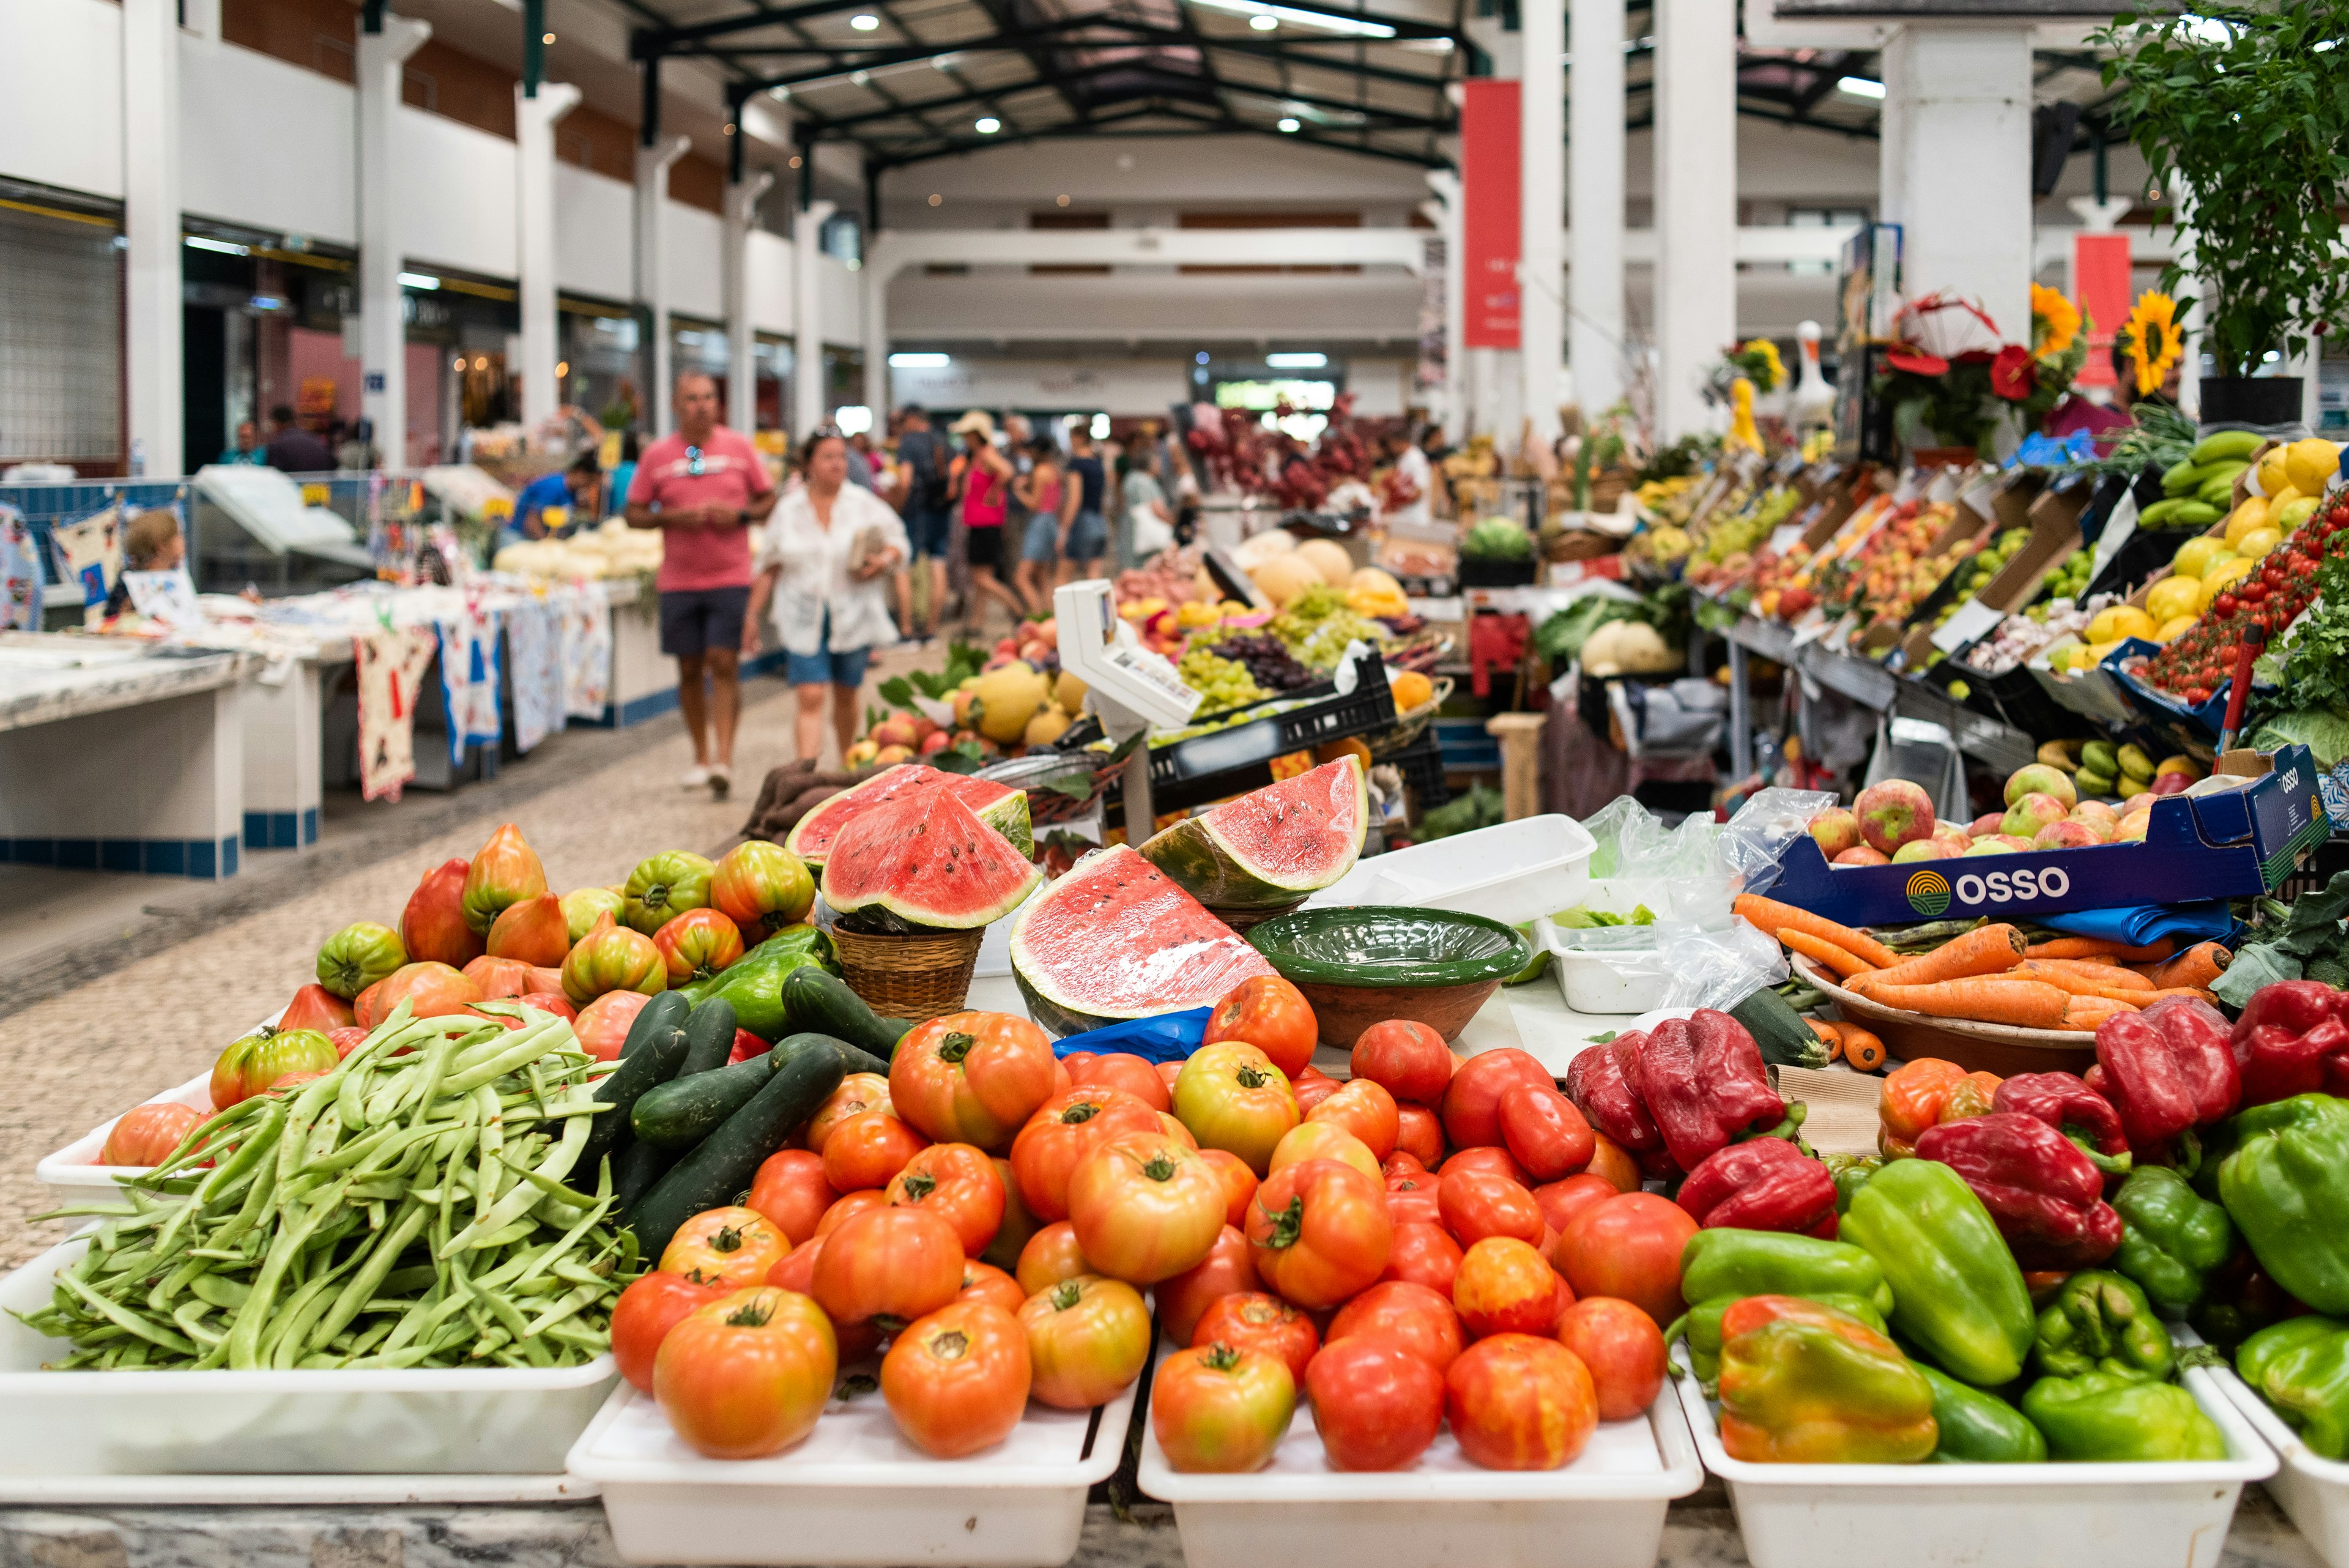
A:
[[2097, 3, 2349, 425]]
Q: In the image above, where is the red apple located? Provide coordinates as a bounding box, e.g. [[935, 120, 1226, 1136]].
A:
[[1855, 779, 1935, 856], [1808, 808, 1861, 858]]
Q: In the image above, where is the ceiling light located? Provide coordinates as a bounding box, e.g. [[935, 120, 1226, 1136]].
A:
[[928, 193, 943, 206], [452, 355, 466, 371], [850, 12, 880, 28], [1249, 12, 1278, 28], [975, 116, 1001, 133], [399, 271, 442, 290], [1056, 194, 1071, 206], [723, 124, 737, 135], [556, 361, 570, 377], [770, 86, 791, 100], [1277, 116, 1301, 132], [851, 70, 870, 84], [1186, 0, 1395, 39], [185, 235, 248, 255], [1837, 75, 1886, 98], [541, 31, 555, 44], [889, 352, 950, 368], [1266, 351, 1327, 368], [473, 356, 489, 370]]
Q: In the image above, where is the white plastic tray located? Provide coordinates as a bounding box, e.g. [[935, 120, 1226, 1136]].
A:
[[2206, 1353, 2349, 1567], [0, 1236, 619, 1480], [35, 1069, 214, 1203], [1679, 1368, 2276, 1568], [1139, 1353, 1702, 1568], [1538, 917, 1673, 1014], [1305, 814, 1596, 927], [569, 1368, 1138, 1566]]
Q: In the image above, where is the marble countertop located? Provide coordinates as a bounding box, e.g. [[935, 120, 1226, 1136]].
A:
[[0, 640, 256, 734]]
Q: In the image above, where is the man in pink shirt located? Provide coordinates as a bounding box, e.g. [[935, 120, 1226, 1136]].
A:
[[626, 371, 779, 796]]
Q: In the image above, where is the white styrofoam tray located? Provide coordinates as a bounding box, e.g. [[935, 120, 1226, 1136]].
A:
[[1679, 1367, 2276, 1568], [1139, 1356, 1703, 1568], [35, 1069, 214, 1203], [0, 1235, 618, 1482], [2205, 1351, 2349, 1567], [1305, 814, 1597, 927], [568, 1368, 1138, 1566]]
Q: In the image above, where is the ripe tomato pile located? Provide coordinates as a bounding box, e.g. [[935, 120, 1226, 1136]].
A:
[[610, 978, 1690, 1474], [2143, 496, 2349, 704]]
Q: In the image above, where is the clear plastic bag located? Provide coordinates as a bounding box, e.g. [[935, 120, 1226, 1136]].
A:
[[1721, 787, 1840, 899], [1579, 795, 1737, 926], [1655, 918, 1791, 1011]]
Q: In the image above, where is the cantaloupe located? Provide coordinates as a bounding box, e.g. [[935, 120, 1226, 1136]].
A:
[[1249, 554, 1323, 606], [973, 661, 1051, 743], [1233, 530, 1297, 572], [1295, 538, 1353, 587]]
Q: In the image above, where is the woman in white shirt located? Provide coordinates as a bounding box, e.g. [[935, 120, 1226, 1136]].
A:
[[743, 429, 908, 761]]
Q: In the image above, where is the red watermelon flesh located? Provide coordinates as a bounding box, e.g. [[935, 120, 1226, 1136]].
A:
[[820, 787, 1041, 930], [1010, 845, 1276, 1034], [1140, 756, 1367, 907], [785, 763, 1033, 866]]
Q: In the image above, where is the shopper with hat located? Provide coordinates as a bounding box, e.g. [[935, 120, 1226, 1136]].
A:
[[948, 409, 1025, 633]]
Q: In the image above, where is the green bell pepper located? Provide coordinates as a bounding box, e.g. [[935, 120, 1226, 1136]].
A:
[[2217, 1094, 2349, 1316], [1677, 1229, 1896, 1317], [2034, 1271, 2176, 1383], [2238, 1316, 2349, 1460], [2110, 1166, 2237, 1318], [1824, 1153, 1882, 1214], [1671, 1292, 1889, 1386], [1918, 1364, 2046, 1463], [1842, 1156, 2036, 1388], [675, 926, 838, 1041], [2019, 1372, 2229, 1462]]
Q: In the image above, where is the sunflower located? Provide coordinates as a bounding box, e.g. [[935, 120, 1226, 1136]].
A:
[[2030, 283, 2080, 359], [1742, 337, 1787, 392], [2121, 291, 2184, 396]]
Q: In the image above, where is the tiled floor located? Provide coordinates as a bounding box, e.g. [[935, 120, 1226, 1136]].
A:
[[0, 650, 930, 1268]]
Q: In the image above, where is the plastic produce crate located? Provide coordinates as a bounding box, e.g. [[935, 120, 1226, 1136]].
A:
[[1386, 729, 1451, 811], [2208, 1352, 2349, 1567], [1105, 650, 1398, 814], [37, 1069, 213, 1204], [1432, 717, 1501, 773]]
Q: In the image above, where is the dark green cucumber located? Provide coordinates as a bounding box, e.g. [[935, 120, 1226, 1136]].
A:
[[782, 967, 910, 1061], [628, 1035, 849, 1257], [677, 998, 739, 1078], [618, 991, 691, 1061], [633, 1053, 776, 1149], [829, 1039, 891, 1079], [1731, 985, 1832, 1070], [611, 1139, 679, 1214], [576, 1027, 693, 1183]]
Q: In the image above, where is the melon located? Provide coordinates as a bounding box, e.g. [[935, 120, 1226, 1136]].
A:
[[784, 764, 1034, 866], [1294, 538, 1354, 587], [1233, 530, 1296, 572], [1249, 554, 1323, 606], [1009, 845, 1277, 1035], [1138, 758, 1368, 911], [821, 787, 1041, 931], [973, 661, 1050, 744]]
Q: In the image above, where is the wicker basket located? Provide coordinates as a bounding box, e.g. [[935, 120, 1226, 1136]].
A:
[[830, 925, 985, 1022], [1368, 676, 1455, 759]]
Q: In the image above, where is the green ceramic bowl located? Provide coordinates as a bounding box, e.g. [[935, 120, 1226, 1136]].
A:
[[1246, 907, 1534, 1047]]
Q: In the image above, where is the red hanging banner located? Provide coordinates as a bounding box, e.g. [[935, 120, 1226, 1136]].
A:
[[2073, 232, 2132, 390], [1460, 80, 1521, 350]]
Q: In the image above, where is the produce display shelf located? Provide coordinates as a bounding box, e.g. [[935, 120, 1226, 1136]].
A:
[[2204, 1351, 2349, 1568]]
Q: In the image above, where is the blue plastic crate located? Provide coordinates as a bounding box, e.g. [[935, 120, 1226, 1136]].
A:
[[1433, 718, 1500, 771]]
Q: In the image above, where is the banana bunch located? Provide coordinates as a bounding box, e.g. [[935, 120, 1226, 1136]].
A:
[[2038, 737, 2204, 800], [2140, 429, 2264, 530]]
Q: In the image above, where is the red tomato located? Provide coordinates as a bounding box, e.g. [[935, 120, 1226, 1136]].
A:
[[1556, 1193, 1698, 1326], [1193, 1147, 1259, 1229], [1351, 1019, 1456, 1106], [1193, 1291, 1319, 1384], [982, 1156, 1040, 1274], [764, 1241, 885, 1365], [1438, 1168, 1544, 1248], [1173, 1042, 1300, 1176], [1066, 1132, 1226, 1284], [1393, 1103, 1446, 1166], [1269, 1121, 1379, 1182], [1019, 1274, 1152, 1408], [1381, 1219, 1463, 1295], [612, 1271, 725, 1392], [746, 1150, 838, 1246], [661, 1205, 790, 1288], [210, 1026, 340, 1110], [810, 1206, 963, 1329], [1452, 1237, 1564, 1339], [889, 1010, 1058, 1149], [1065, 1051, 1172, 1112], [821, 1110, 930, 1192], [957, 1259, 1028, 1317], [462, 955, 541, 1001], [1291, 1074, 1341, 1115], [725, 1028, 768, 1065], [1556, 1297, 1669, 1422], [651, 907, 746, 987], [1440, 1048, 1551, 1150], [357, 961, 483, 1028], [1384, 1150, 1427, 1180], [1157, 1112, 1199, 1149], [803, 1072, 892, 1156], [328, 1026, 369, 1060], [1151, 1342, 1296, 1473], [1497, 1082, 1595, 1182], [1583, 1132, 1644, 1194], [815, 1190, 888, 1238], [1442, 1145, 1532, 1187], [655, 1287, 837, 1459], [1326, 1279, 1464, 1372], [1386, 1179, 1441, 1228], [1530, 1173, 1619, 1242], [98, 1102, 206, 1168], [1008, 1088, 1162, 1222], [519, 992, 577, 1023], [886, 1142, 1008, 1256], [571, 990, 650, 1062], [1156, 1060, 1184, 1094], [1444, 1334, 1598, 1470], [1015, 1221, 1093, 1298], [881, 1301, 1033, 1457], [1245, 1157, 1393, 1309], [1307, 1336, 1446, 1471], [1154, 1225, 1256, 1346], [1307, 1078, 1400, 1161], [1203, 975, 1320, 1080], [1060, 1051, 1099, 1074], [280, 984, 356, 1035]]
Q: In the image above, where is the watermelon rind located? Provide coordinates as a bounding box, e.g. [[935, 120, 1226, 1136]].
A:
[[785, 764, 1033, 866], [1009, 844, 1276, 1035], [1137, 756, 1368, 909], [819, 789, 1042, 930]]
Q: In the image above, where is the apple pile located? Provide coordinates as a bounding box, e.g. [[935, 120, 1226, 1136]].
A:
[[1808, 762, 2169, 868]]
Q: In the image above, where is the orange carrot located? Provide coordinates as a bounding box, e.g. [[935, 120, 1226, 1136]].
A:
[[2150, 986, 2221, 1006], [2014, 962, 2158, 1006], [1734, 894, 1899, 968], [1852, 978, 2071, 1030], [2025, 937, 2177, 963], [1780, 928, 1877, 981], [1838, 1026, 1887, 1072], [2147, 942, 2232, 992], [1865, 925, 2027, 989], [2036, 958, 2153, 989], [1806, 1019, 1847, 1063], [2061, 999, 2136, 1032]]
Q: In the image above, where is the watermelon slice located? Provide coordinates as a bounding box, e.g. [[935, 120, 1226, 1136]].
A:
[[1010, 845, 1277, 1035], [1138, 757, 1368, 910], [785, 764, 1033, 866], [820, 788, 1042, 931]]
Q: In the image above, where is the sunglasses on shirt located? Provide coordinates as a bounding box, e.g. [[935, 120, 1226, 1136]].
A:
[[685, 445, 705, 476]]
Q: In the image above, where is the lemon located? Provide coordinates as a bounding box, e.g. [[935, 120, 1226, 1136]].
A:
[[2277, 496, 2321, 533], [2286, 437, 2342, 496], [2199, 546, 2243, 582], [2199, 558, 2254, 611], [2147, 575, 2203, 623], [2086, 638, 2125, 664], [2156, 614, 2199, 642], [2258, 445, 2295, 497], [2088, 605, 2159, 643], [2238, 527, 2283, 560], [2172, 537, 2231, 579], [2225, 497, 2271, 546]]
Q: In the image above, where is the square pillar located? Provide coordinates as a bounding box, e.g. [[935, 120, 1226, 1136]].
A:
[[794, 198, 837, 439], [516, 82, 582, 430], [1653, 0, 1737, 442], [358, 14, 431, 470], [1518, 0, 1564, 446], [635, 135, 692, 436], [1568, 0, 1627, 416], [1879, 26, 2033, 342], [122, 0, 183, 476], [724, 171, 775, 435]]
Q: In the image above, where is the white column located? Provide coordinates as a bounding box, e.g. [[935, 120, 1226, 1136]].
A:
[[1423, 171, 1464, 442], [634, 134, 691, 435], [357, 13, 430, 470], [182, 0, 221, 42], [793, 198, 837, 439], [1878, 26, 2032, 343], [1653, 0, 1737, 441], [515, 81, 581, 431], [1568, 0, 1625, 418], [724, 171, 775, 434], [1518, 0, 1564, 447], [122, 0, 183, 476], [863, 261, 890, 419]]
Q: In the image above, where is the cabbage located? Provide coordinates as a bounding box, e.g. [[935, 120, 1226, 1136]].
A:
[[1461, 518, 1533, 561], [2249, 708, 2349, 770]]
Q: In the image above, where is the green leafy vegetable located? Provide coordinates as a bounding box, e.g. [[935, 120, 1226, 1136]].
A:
[[2213, 871, 2349, 1007]]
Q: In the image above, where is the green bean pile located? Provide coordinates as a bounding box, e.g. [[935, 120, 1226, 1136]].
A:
[[22, 1002, 638, 1372]]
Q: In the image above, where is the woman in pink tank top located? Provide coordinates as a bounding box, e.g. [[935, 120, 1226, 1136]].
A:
[[949, 414, 1025, 634]]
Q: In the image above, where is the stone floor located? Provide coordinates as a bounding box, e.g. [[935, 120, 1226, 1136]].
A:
[[0, 649, 930, 1269]]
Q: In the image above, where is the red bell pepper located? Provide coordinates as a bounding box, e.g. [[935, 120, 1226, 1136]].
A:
[[1913, 1111, 2123, 1272], [1675, 1137, 1839, 1238], [2093, 996, 2240, 1165], [1993, 1071, 2131, 1175], [2231, 981, 2349, 1109], [1629, 1009, 1792, 1174], [1564, 1029, 1668, 1169]]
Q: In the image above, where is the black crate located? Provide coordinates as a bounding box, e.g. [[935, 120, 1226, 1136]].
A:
[[1386, 730, 1451, 811], [1982, 663, 2082, 741], [1458, 556, 1540, 588], [1104, 650, 1400, 814]]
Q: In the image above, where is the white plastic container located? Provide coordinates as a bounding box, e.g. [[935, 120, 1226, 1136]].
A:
[[35, 1070, 213, 1203], [0, 1236, 618, 1479], [1139, 1375, 1702, 1568], [1538, 916, 1673, 1014], [2207, 1355, 2349, 1567], [570, 1375, 1137, 1566], [1305, 814, 1596, 927], [1679, 1369, 2275, 1568]]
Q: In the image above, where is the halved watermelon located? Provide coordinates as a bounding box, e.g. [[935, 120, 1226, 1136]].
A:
[[1138, 757, 1368, 910], [1009, 845, 1276, 1035], [785, 764, 1033, 866], [820, 788, 1042, 930]]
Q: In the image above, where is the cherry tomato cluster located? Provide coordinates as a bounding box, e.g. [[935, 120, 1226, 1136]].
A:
[[2145, 497, 2349, 704]]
